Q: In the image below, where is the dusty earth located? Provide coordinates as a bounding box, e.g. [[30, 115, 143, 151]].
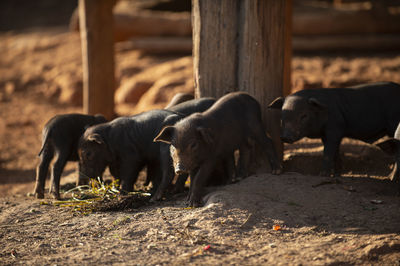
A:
[[1, 29, 400, 265]]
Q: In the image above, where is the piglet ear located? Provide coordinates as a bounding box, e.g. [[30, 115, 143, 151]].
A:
[[94, 114, 107, 123], [308, 98, 327, 110], [154, 126, 175, 144], [162, 114, 182, 127], [376, 138, 400, 156], [87, 133, 104, 145], [197, 127, 214, 145], [268, 97, 285, 109]]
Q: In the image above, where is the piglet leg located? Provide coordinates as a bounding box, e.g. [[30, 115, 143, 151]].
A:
[[321, 132, 343, 177], [172, 173, 189, 194], [34, 145, 54, 198], [150, 154, 174, 202], [252, 126, 282, 175], [119, 162, 141, 193], [188, 160, 215, 207], [49, 151, 68, 199]]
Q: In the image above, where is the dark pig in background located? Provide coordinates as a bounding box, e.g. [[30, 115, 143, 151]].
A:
[[33, 113, 107, 199], [166, 97, 215, 116], [269, 81, 400, 177], [164, 92, 194, 109], [154, 92, 282, 207], [376, 122, 400, 191], [78, 110, 181, 197]]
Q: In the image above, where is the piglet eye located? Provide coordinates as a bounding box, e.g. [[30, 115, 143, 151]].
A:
[[189, 142, 198, 150], [300, 114, 308, 121], [85, 151, 94, 160]]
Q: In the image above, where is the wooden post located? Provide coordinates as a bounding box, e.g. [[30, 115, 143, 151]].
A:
[[283, 0, 292, 97], [237, 0, 291, 162], [192, 0, 239, 98], [79, 0, 116, 120], [192, 0, 292, 164]]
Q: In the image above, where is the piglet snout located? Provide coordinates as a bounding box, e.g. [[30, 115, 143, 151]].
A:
[[280, 134, 295, 144], [175, 162, 186, 175]]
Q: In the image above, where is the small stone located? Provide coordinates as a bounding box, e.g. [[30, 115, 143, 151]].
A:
[[37, 243, 51, 249], [5, 82, 15, 95], [147, 243, 156, 249], [370, 199, 383, 204], [29, 208, 40, 213]]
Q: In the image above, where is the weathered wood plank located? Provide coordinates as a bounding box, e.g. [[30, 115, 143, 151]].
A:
[[116, 37, 192, 54], [283, 0, 292, 97], [192, 0, 239, 98], [79, 0, 116, 120], [294, 8, 400, 36], [237, 0, 290, 163], [293, 34, 400, 52]]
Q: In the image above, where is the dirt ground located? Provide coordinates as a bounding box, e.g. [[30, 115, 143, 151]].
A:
[[1, 30, 400, 265]]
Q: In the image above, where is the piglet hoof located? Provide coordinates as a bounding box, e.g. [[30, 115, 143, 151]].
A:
[[319, 171, 329, 177], [188, 200, 203, 208], [76, 178, 89, 186], [34, 192, 44, 199], [119, 189, 129, 195], [50, 192, 60, 200], [271, 166, 282, 175], [150, 190, 163, 202], [171, 185, 185, 195], [319, 169, 334, 177], [187, 197, 203, 208], [149, 194, 162, 203], [149, 197, 156, 203]]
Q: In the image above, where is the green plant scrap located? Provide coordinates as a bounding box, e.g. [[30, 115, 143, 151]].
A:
[[51, 178, 151, 212]]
